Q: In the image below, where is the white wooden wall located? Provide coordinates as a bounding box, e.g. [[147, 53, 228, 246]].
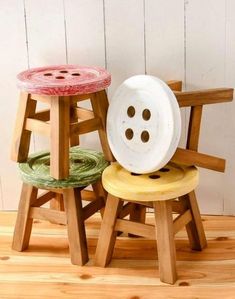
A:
[[0, 0, 234, 214]]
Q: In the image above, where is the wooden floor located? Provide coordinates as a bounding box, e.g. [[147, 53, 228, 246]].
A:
[[1, 212, 235, 299]]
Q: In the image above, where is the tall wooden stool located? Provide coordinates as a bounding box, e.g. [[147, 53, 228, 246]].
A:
[[11, 65, 113, 180], [12, 147, 108, 265], [95, 162, 206, 284]]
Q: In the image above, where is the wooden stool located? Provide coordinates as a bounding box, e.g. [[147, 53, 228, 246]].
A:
[[12, 147, 108, 265], [95, 162, 207, 284], [127, 82, 234, 234], [11, 65, 113, 180]]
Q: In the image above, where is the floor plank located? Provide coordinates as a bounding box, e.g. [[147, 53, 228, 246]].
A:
[[1, 212, 235, 298]]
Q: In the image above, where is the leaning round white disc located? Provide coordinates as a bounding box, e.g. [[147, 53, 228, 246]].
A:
[[107, 75, 181, 174]]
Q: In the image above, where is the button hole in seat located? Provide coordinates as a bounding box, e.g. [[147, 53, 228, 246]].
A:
[[159, 168, 170, 172], [149, 175, 160, 179]]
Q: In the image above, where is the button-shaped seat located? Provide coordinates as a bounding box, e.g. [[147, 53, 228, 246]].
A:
[[107, 75, 181, 174], [17, 65, 111, 96], [102, 162, 198, 201]]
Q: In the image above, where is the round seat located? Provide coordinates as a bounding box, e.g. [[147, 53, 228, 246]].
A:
[[106, 75, 181, 174], [17, 65, 111, 96], [102, 162, 199, 201], [19, 147, 108, 189]]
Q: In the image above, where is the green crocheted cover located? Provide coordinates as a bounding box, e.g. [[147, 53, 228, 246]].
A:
[[19, 147, 108, 189]]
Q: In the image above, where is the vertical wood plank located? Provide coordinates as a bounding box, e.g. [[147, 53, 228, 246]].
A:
[[185, 0, 226, 214], [65, 0, 105, 67], [145, 0, 186, 147], [0, 0, 29, 210], [25, 0, 67, 66], [145, 0, 184, 81], [223, 0, 235, 215], [24, 0, 67, 154], [64, 0, 106, 151], [105, 0, 145, 95]]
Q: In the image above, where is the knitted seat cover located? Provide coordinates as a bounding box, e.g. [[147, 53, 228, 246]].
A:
[[19, 147, 108, 189]]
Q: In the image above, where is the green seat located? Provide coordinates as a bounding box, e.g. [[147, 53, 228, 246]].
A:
[[19, 146, 108, 189]]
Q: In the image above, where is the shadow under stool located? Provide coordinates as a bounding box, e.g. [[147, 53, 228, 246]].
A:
[[12, 147, 108, 265], [11, 65, 114, 180]]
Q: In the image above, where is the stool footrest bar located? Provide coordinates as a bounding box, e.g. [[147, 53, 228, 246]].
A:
[[173, 209, 192, 235], [115, 219, 155, 239], [29, 207, 67, 225]]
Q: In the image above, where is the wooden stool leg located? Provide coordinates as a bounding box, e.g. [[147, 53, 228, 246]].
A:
[[129, 204, 146, 223], [92, 180, 107, 217], [63, 188, 89, 265], [182, 191, 207, 250], [70, 102, 80, 146], [91, 90, 114, 162], [11, 92, 36, 162], [50, 96, 70, 179], [49, 193, 65, 222], [128, 204, 146, 237], [95, 195, 123, 267], [153, 201, 177, 284], [12, 183, 38, 251]]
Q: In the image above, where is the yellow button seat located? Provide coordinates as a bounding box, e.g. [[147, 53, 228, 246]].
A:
[[102, 162, 199, 201]]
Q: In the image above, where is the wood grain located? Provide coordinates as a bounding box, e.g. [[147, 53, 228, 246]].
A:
[[154, 201, 177, 284], [166, 80, 183, 91], [63, 188, 89, 265], [11, 92, 36, 162], [50, 96, 70, 179], [95, 195, 122, 267], [90, 91, 114, 161], [175, 88, 233, 107], [172, 148, 226, 172], [2, 212, 235, 298], [12, 184, 38, 251], [186, 105, 203, 151]]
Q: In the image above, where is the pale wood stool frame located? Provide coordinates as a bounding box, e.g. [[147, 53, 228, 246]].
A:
[[11, 90, 114, 180], [95, 81, 234, 284], [12, 180, 106, 266], [95, 191, 206, 284]]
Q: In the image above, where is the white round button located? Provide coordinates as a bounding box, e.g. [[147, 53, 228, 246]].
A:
[[107, 75, 181, 174]]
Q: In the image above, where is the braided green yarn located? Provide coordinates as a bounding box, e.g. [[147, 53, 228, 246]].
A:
[[19, 147, 108, 189]]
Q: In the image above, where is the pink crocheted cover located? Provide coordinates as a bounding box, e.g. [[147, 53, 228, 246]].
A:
[[17, 65, 111, 96]]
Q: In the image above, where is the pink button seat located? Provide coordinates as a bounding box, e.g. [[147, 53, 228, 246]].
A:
[[17, 65, 111, 96]]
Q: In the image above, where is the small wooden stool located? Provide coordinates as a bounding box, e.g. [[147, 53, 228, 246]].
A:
[[11, 65, 113, 179], [95, 162, 207, 284], [12, 147, 108, 265]]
